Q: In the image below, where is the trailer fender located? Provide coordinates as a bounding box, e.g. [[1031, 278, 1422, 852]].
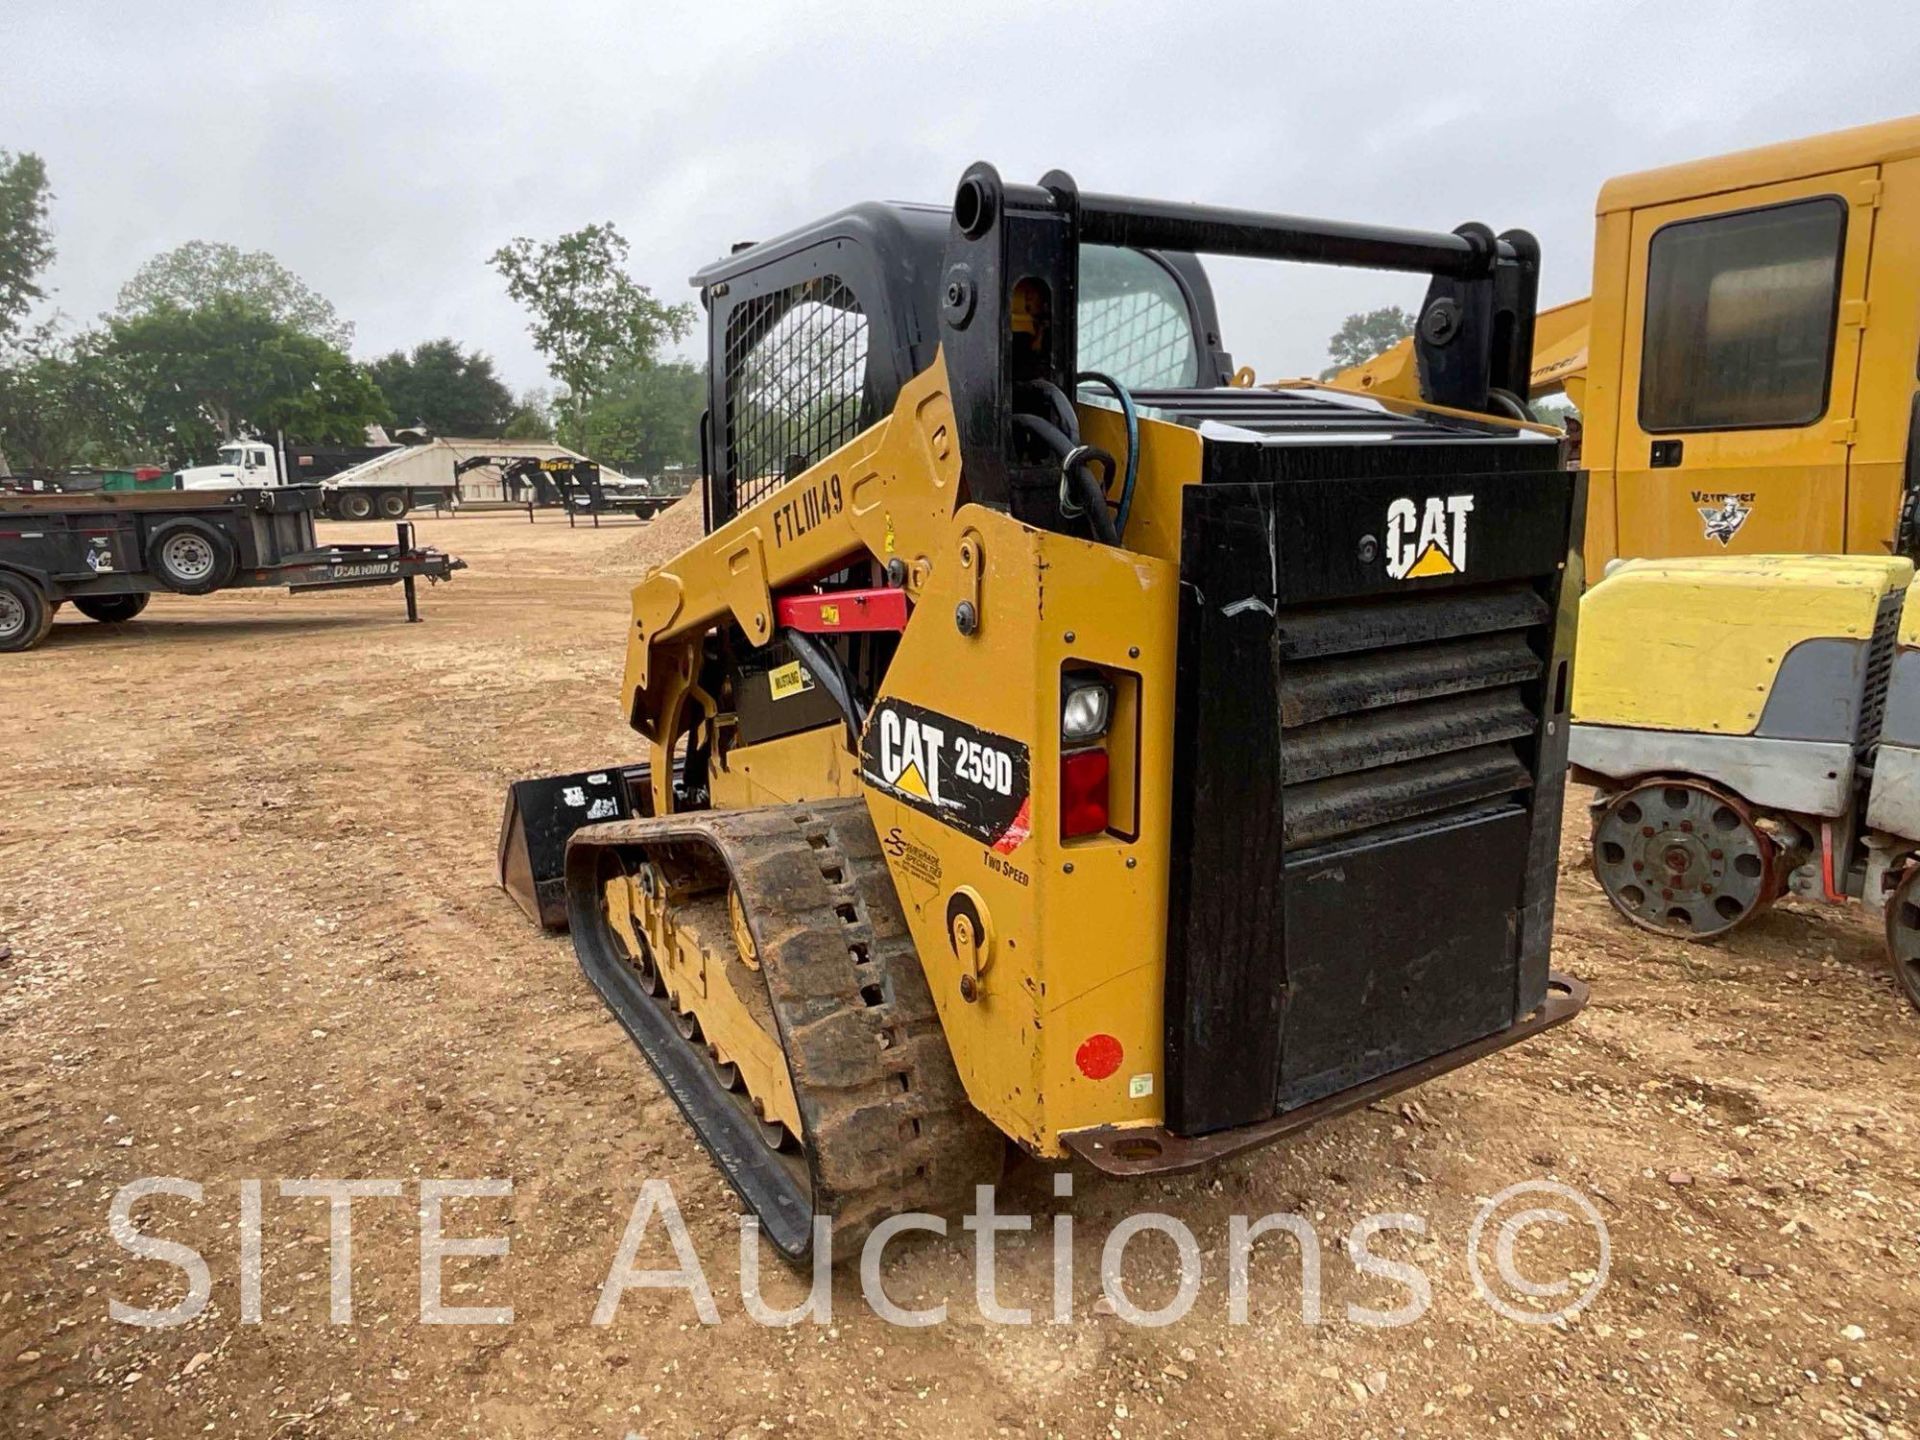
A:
[[0, 556, 55, 590]]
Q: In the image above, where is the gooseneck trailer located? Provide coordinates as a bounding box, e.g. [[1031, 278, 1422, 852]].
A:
[[0, 484, 463, 653]]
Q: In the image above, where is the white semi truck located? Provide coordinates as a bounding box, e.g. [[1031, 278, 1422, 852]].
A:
[[172, 439, 452, 520], [171, 437, 656, 520]]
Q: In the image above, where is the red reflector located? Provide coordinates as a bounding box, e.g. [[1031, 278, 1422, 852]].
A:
[[1061, 748, 1110, 839], [1076, 1033, 1124, 1079]]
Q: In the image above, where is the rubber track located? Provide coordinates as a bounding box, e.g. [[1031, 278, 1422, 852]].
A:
[[564, 799, 1003, 1264]]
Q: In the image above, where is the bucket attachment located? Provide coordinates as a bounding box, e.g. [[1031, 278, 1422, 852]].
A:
[[497, 767, 639, 928]]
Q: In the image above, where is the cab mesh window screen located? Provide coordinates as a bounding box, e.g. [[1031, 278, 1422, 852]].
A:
[[1078, 246, 1202, 390], [723, 278, 870, 517], [1639, 197, 1845, 432]]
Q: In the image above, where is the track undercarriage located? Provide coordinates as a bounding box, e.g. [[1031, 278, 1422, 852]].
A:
[[563, 799, 1003, 1262]]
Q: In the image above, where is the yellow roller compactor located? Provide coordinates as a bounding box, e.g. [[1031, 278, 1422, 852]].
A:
[[1572, 554, 1920, 1011], [498, 166, 1589, 1260]]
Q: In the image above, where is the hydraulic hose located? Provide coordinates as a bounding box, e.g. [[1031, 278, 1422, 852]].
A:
[[1012, 413, 1120, 546], [1075, 370, 1138, 538], [1021, 379, 1081, 440], [784, 628, 867, 741], [1068, 452, 1120, 546]]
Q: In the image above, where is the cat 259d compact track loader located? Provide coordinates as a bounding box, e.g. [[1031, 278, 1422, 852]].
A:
[[498, 165, 1590, 1262]]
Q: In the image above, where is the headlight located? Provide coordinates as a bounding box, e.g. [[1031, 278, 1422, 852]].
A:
[[1061, 671, 1113, 742]]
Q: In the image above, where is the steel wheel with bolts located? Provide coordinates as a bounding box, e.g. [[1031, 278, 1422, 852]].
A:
[[1882, 865, 1920, 1014], [162, 533, 215, 581], [1592, 778, 1781, 939]]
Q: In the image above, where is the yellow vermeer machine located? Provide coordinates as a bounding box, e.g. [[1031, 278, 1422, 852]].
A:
[[1329, 114, 1920, 572], [1572, 553, 1920, 1012], [1316, 116, 1920, 1008], [499, 165, 1589, 1260]]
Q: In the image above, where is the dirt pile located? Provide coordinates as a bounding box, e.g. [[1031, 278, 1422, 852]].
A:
[[597, 490, 703, 575]]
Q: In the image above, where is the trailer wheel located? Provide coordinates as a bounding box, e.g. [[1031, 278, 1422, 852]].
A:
[[337, 490, 376, 521], [146, 520, 238, 596], [0, 572, 52, 653], [376, 490, 410, 519], [74, 592, 152, 624]]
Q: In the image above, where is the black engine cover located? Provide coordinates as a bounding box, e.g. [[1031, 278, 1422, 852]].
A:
[[1163, 435, 1582, 1136]]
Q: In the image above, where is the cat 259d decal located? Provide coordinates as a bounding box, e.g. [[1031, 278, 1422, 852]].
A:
[[860, 697, 1032, 849]]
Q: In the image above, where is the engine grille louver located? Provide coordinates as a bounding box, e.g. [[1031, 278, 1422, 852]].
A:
[[1277, 582, 1548, 850], [1858, 588, 1903, 754]]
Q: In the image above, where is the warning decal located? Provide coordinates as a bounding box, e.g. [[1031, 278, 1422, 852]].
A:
[[768, 660, 815, 701], [860, 698, 1032, 848]]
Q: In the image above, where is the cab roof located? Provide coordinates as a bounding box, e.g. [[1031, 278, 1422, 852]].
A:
[[1597, 112, 1920, 216], [690, 202, 949, 291]]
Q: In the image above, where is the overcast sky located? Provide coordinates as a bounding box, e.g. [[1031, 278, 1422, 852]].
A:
[[5, 0, 1917, 395]]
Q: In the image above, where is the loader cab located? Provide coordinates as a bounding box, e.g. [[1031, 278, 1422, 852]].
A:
[[691, 202, 1231, 530], [1583, 114, 1920, 570]]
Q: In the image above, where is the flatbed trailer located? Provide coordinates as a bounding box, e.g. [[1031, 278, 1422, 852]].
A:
[[0, 484, 464, 653], [594, 491, 681, 519]]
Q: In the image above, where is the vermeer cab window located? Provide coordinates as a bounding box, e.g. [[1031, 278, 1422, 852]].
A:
[[1078, 246, 1202, 390], [1639, 197, 1845, 432]]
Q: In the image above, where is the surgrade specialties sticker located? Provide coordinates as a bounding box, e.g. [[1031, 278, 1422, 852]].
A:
[[860, 698, 1031, 849]]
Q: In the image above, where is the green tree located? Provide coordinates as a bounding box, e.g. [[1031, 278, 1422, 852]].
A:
[[368, 338, 515, 436], [0, 329, 134, 474], [107, 297, 389, 463], [1319, 304, 1417, 379], [490, 223, 693, 449], [583, 360, 704, 474], [501, 388, 556, 442], [0, 150, 54, 345], [115, 241, 353, 348]]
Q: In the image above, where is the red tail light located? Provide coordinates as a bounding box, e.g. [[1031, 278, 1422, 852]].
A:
[[1061, 748, 1110, 839]]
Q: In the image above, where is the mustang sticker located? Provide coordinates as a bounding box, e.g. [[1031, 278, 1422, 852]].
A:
[[861, 698, 1031, 848], [767, 659, 815, 701]]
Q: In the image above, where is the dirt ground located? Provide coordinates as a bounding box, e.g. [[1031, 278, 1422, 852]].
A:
[[3, 508, 1917, 1439]]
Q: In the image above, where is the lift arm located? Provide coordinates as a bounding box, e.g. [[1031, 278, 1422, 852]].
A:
[[621, 358, 966, 741]]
